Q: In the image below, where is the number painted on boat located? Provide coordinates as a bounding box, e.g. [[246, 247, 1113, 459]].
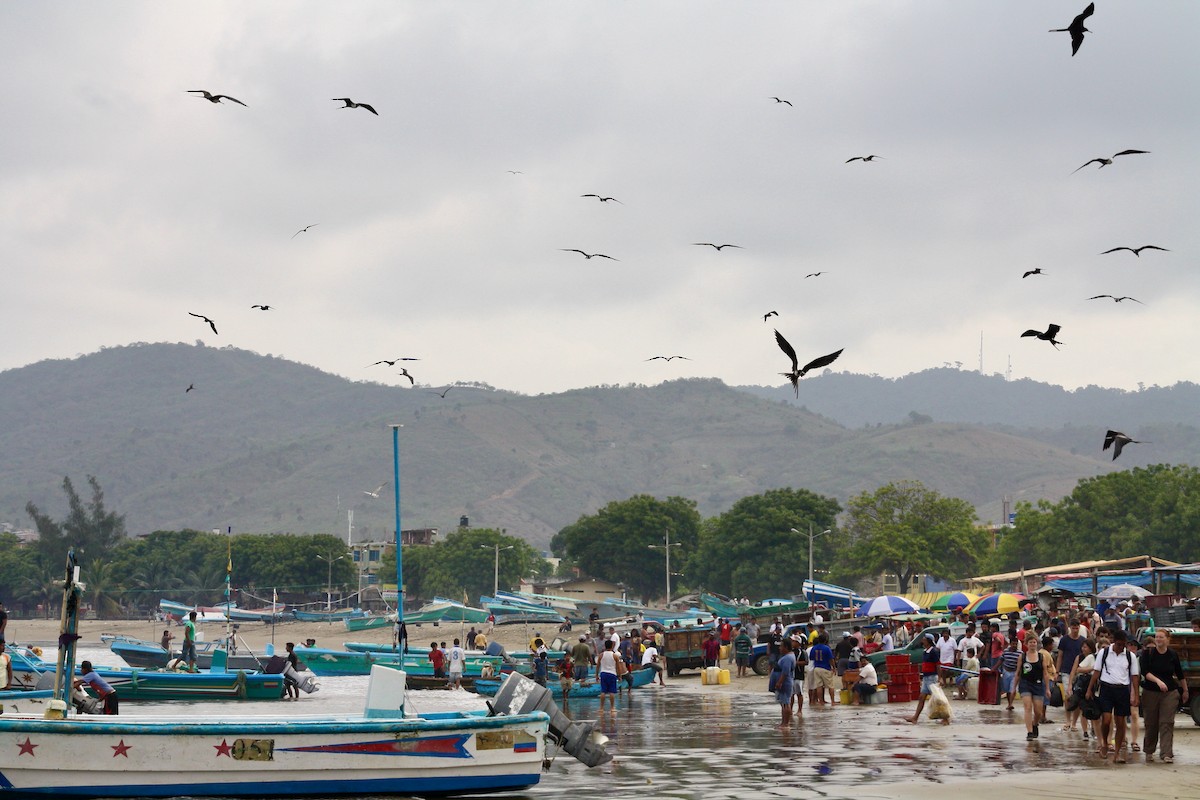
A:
[[231, 738, 274, 761]]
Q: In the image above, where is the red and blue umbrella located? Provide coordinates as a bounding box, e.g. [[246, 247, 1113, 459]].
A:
[[854, 595, 922, 617]]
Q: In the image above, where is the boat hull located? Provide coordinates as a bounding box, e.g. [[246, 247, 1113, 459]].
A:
[[0, 711, 546, 798]]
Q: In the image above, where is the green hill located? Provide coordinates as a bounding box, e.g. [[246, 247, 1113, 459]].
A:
[[2, 343, 1192, 548]]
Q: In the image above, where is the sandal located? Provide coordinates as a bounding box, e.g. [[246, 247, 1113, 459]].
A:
[[1061, 725, 1071, 731], [1131, 743, 1141, 753]]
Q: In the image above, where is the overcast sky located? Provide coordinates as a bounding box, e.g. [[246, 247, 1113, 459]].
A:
[[3, 2, 1197, 396]]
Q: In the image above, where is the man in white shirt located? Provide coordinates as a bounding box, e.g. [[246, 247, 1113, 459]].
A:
[[1085, 629, 1141, 762], [957, 624, 984, 666], [641, 644, 664, 685], [447, 638, 465, 689], [936, 629, 958, 685], [851, 654, 878, 704], [881, 627, 895, 651]]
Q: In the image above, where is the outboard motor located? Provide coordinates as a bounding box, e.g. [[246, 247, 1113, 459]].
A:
[[489, 672, 612, 768]]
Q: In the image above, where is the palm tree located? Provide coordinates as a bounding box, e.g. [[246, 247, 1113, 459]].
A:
[[83, 560, 125, 619], [21, 568, 62, 620]]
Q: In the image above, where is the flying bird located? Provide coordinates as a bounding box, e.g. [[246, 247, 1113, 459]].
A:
[[362, 482, 387, 498], [804, 272, 825, 279], [398, 368, 415, 385], [332, 98, 378, 115], [763, 311, 778, 322], [845, 155, 882, 163], [581, 194, 622, 203], [250, 304, 275, 311], [1100, 245, 1169, 257], [506, 170, 523, 174], [1049, 2, 1094, 56], [429, 386, 469, 398], [291, 224, 319, 239], [1071, 149, 1150, 173], [692, 243, 742, 251], [560, 249, 617, 260], [770, 97, 793, 106], [188, 312, 218, 335], [1103, 430, 1145, 461], [1020, 323, 1063, 349], [1022, 268, 1045, 279], [774, 330, 843, 397], [188, 90, 247, 106], [1088, 294, 1142, 303], [185, 383, 195, 393], [368, 358, 420, 367], [645, 355, 690, 362]]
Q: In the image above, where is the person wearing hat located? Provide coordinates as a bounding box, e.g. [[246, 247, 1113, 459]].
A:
[[733, 625, 754, 678], [75, 660, 118, 715], [571, 633, 594, 681], [906, 633, 945, 724], [851, 653, 878, 705], [834, 631, 856, 675]]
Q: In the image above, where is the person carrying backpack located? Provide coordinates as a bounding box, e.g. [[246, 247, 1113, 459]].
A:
[[1085, 628, 1140, 763]]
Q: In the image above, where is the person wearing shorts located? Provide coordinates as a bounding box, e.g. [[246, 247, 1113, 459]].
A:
[[774, 638, 796, 725], [907, 634, 943, 724], [1086, 629, 1140, 762], [597, 640, 620, 713], [808, 633, 837, 704]]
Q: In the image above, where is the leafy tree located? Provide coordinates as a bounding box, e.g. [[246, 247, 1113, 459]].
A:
[[25, 475, 126, 568], [988, 464, 1200, 573], [688, 488, 842, 599], [551, 495, 702, 603], [20, 566, 63, 619], [379, 527, 547, 605], [0, 533, 37, 612], [837, 480, 983, 592]]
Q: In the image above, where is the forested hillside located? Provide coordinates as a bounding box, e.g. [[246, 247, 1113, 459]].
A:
[[2, 344, 1194, 548]]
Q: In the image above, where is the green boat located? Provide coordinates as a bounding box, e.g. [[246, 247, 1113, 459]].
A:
[[295, 645, 511, 678], [344, 614, 396, 632], [700, 592, 747, 618]]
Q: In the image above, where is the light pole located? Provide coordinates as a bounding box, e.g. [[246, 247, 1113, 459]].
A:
[[480, 543, 514, 597], [791, 525, 832, 586], [648, 530, 683, 606], [391, 424, 404, 622], [316, 553, 346, 615]]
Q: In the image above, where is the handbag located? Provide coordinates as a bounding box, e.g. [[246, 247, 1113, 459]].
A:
[[768, 664, 781, 693], [1081, 693, 1102, 721]]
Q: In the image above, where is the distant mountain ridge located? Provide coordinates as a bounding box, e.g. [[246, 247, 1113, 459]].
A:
[[1, 343, 1195, 549]]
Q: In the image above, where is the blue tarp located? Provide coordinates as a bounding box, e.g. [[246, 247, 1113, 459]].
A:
[[1043, 572, 1200, 594]]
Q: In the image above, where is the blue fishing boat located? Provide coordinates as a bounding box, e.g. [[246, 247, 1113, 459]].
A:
[[473, 666, 657, 698]]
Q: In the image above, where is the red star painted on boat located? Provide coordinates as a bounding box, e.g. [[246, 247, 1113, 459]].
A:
[[214, 738, 233, 757], [17, 737, 37, 757], [112, 739, 132, 758]]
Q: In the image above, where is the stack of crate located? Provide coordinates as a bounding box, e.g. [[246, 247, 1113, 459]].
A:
[[885, 654, 919, 702]]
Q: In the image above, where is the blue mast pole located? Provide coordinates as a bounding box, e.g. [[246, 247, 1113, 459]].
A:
[[391, 424, 404, 623]]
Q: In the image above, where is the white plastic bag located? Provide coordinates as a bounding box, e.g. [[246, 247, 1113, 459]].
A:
[[928, 684, 953, 721]]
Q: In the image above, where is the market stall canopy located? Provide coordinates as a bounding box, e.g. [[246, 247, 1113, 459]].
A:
[[1096, 583, 1152, 600], [854, 595, 922, 617]]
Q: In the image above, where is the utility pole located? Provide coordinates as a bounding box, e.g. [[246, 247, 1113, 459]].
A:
[[648, 530, 682, 605]]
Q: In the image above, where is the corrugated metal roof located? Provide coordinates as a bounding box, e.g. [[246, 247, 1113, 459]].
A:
[[967, 555, 1179, 584]]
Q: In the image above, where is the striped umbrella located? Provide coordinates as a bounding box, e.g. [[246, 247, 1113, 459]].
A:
[[933, 591, 980, 612], [964, 593, 1024, 617], [854, 595, 923, 617]]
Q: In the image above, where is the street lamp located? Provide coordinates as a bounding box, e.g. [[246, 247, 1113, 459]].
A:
[[791, 525, 832, 587], [480, 543, 514, 597], [316, 553, 346, 616], [648, 530, 683, 606]]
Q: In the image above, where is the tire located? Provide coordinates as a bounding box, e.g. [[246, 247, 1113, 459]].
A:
[[1190, 692, 1200, 727], [752, 653, 772, 676]]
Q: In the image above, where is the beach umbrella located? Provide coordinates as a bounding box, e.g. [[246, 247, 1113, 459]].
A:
[[854, 595, 922, 617], [1096, 583, 1151, 600], [965, 593, 1024, 616], [930, 592, 979, 612]]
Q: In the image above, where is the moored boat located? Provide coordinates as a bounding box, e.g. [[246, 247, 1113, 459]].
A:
[[472, 665, 657, 698], [106, 634, 265, 672]]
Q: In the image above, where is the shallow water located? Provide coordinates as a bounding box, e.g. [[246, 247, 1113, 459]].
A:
[[58, 649, 1192, 800]]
